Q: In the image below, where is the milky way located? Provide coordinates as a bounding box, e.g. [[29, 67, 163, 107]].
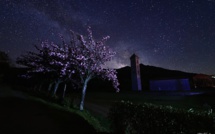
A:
[[1, 0, 215, 74]]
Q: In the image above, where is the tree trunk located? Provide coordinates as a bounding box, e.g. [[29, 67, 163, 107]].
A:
[[33, 84, 38, 91], [62, 84, 67, 99], [38, 82, 43, 91], [80, 81, 88, 111], [53, 81, 60, 96], [48, 82, 53, 92]]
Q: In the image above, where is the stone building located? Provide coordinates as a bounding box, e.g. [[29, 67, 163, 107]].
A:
[[130, 54, 142, 91]]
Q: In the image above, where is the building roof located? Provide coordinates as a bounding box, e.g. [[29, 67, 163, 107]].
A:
[[130, 53, 139, 59]]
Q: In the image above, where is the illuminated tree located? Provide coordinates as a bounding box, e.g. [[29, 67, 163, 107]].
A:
[[69, 27, 119, 110], [16, 41, 75, 95], [17, 27, 119, 110]]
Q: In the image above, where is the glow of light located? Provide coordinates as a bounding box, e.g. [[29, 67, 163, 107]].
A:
[[103, 60, 127, 69]]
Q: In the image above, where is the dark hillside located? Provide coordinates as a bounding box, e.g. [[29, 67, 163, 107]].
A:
[[139, 64, 195, 79], [114, 64, 196, 91], [139, 64, 196, 90], [3, 65, 197, 91]]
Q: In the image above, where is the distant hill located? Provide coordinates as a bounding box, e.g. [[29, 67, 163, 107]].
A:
[[139, 64, 196, 79]]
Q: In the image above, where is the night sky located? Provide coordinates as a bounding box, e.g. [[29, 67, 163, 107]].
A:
[[1, 0, 215, 75]]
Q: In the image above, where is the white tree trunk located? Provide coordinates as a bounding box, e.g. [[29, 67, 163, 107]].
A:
[[38, 83, 43, 91], [53, 81, 60, 96], [48, 82, 53, 92], [80, 81, 88, 111], [62, 84, 67, 99]]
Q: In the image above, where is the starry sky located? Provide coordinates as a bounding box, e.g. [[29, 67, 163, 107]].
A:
[[1, 0, 215, 75]]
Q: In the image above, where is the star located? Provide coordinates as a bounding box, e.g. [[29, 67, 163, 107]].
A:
[[0, 0, 215, 74]]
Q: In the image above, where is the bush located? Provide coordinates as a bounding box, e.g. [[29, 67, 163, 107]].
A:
[[109, 100, 214, 134]]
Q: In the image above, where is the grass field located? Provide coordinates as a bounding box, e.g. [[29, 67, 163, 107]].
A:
[[1, 85, 215, 133], [0, 97, 98, 134], [84, 90, 215, 116], [0, 86, 108, 133], [70, 89, 215, 132]]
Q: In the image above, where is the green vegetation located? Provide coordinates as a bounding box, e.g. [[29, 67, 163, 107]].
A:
[[0, 97, 96, 133], [62, 90, 215, 132], [4, 86, 215, 133], [109, 100, 214, 134], [85, 90, 215, 111], [24, 93, 110, 133], [0, 86, 110, 133]]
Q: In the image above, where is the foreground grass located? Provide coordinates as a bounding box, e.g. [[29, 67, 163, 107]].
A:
[[85, 90, 215, 112], [21, 89, 215, 134], [28, 96, 110, 133], [4, 85, 215, 133], [0, 86, 110, 133], [0, 98, 97, 134]]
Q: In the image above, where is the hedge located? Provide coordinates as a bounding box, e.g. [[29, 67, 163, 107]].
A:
[[108, 100, 214, 134]]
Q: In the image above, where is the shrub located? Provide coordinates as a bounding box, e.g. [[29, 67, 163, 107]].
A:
[[109, 100, 214, 134]]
